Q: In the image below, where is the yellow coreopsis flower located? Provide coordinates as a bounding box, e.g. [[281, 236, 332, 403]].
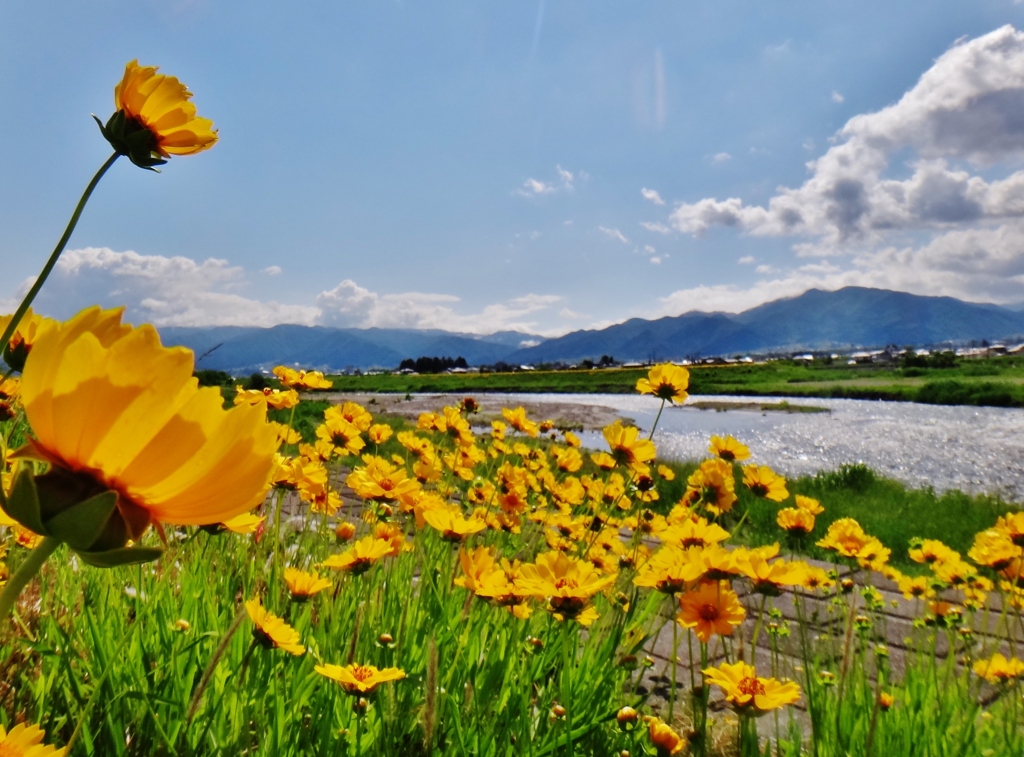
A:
[[222, 512, 265, 535], [645, 717, 685, 756], [0, 308, 51, 373], [973, 652, 1024, 684], [518, 551, 616, 625], [11, 307, 276, 563], [742, 465, 789, 502], [272, 366, 333, 390], [0, 720, 67, 757], [908, 538, 959, 567], [98, 60, 217, 168], [682, 458, 737, 515], [245, 597, 305, 656], [283, 567, 332, 601], [636, 363, 690, 404], [502, 406, 540, 437], [702, 661, 801, 716], [315, 662, 406, 695], [634, 545, 704, 594], [325, 402, 373, 432], [422, 505, 486, 542], [367, 423, 394, 444], [602, 420, 656, 473], [794, 495, 824, 515], [322, 535, 394, 575], [676, 580, 746, 642], [234, 386, 300, 411], [777, 507, 815, 536], [708, 434, 750, 462]]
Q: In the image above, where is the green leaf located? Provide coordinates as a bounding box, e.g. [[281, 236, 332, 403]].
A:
[[75, 546, 163, 568], [44, 490, 117, 551], [5, 468, 46, 534]]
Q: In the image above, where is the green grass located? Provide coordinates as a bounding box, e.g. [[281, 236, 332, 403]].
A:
[[317, 356, 1024, 408], [650, 462, 1017, 572]]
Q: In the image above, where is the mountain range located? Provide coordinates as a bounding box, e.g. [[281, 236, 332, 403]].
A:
[[157, 287, 1024, 374]]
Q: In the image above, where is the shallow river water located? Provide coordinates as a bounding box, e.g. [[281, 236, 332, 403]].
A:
[[482, 393, 1024, 502]]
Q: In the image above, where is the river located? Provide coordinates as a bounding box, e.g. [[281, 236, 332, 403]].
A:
[[477, 393, 1024, 502]]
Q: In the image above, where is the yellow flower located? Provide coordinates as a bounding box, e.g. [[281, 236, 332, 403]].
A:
[[682, 458, 737, 515], [739, 554, 809, 596], [659, 515, 730, 550], [272, 366, 333, 390], [908, 538, 959, 567], [0, 308, 51, 373], [794, 495, 824, 515], [234, 386, 300, 411], [777, 507, 815, 536], [104, 60, 217, 167], [896, 574, 934, 600], [423, 505, 486, 542], [645, 716, 685, 756], [657, 464, 676, 481], [816, 518, 870, 558], [589, 451, 617, 470], [335, 520, 357, 542], [708, 434, 750, 462], [502, 407, 539, 437], [634, 545, 704, 594], [0, 721, 67, 757], [602, 421, 656, 473], [702, 661, 801, 716], [245, 597, 304, 655], [322, 535, 394, 575], [994, 511, 1024, 547], [283, 567, 332, 601], [973, 652, 1024, 684], [14, 307, 276, 557], [326, 402, 373, 432], [346, 455, 421, 505], [877, 692, 895, 711], [368, 423, 393, 444], [222, 512, 265, 534], [742, 465, 789, 501], [518, 551, 616, 624], [676, 581, 746, 642], [968, 529, 1021, 571], [636, 363, 690, 404], [316, 417, 366, 456], [315, 662, 406, 695]]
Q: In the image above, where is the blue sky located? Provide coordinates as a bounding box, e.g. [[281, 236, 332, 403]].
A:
[[4, 1, 1024, 335]]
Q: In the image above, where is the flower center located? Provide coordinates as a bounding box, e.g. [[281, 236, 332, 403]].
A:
[[738, 677, 766, 697], [697, 603, 720, 622], [351, 665, 373, 682]]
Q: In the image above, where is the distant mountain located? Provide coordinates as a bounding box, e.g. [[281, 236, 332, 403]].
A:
[[505, 287, 1024, 364], [158, 324, 545, 374], [155, 287, 1024, 373]]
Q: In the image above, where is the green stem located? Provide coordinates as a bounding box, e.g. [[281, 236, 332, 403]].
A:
[[0, 153, 119, 351], [561, 624, 575, 756], [0, 535, 60, 622], [648, 398, 666, 441]]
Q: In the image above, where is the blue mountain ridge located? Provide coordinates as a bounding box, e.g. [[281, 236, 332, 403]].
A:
[[156, 287, 1024, 373]]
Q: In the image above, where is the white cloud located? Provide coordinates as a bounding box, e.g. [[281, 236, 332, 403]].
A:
[[261, 265, 282, 275], [738, 255, 756, 264], [516, 178, 555, 196], [755, 264, 778, 274], [15, 247, 568, 335], [640, 221, 672, 234], [24, 247, 318, 327], [643, 245, 657, 254], [649, 256, 663, 265], [711, 152, 732, 164], [669, 26, 1024, 243], [831, 90, 845, 104], [641, 187, 665, 205], [515, 165, 578, 197], [316, 283, 563, 334], [598, 226, 630, 244]]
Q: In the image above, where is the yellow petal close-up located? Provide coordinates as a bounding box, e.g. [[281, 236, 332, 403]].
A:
[[19, 306, 278, 529]]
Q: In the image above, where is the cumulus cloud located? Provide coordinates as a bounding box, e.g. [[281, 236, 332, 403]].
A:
[[669, 26, 1024, 244], [317, 283, 563, 334], [22, 247, 319, 327], [738, 255, 756, 264], [831, 90, 845, 104], [711, 152, 732, 164], [14, 247, 567, 335], [598, 226, 630, 244], [641, 187, 665, 205], [261, 265, 283, 275]]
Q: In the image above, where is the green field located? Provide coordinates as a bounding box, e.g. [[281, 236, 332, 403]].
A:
[[303, 356, 1024, 408]]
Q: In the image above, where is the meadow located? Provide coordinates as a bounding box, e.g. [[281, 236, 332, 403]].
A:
[[314, 357, 1024, 408], [1, 61, 1023, 757]]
